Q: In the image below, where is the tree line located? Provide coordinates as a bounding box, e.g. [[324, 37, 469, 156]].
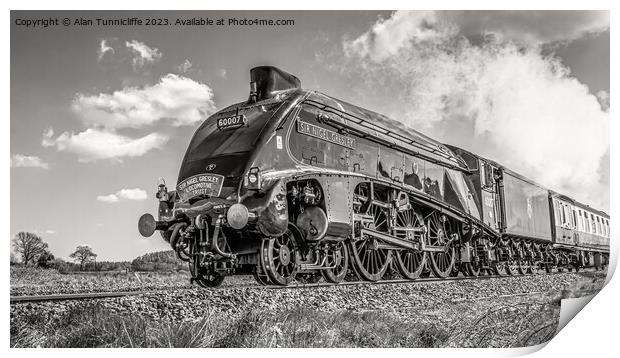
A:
[[11, 231, 187, 273]]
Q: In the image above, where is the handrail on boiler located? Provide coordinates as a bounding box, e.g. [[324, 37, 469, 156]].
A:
[[303, 99, 472, 173]]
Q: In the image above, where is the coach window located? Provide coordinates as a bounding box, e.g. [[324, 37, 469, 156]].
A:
[[606, 219, 610, 237], [606, 219, 611, 237], [562, 204, 567, 227], [572, 210, 578, 230]]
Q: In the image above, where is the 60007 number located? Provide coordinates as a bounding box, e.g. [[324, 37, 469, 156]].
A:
[[217, 114, 246, 130]]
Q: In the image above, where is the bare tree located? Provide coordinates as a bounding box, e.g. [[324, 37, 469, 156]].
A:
[[70, 245, 97, 270], [12, 232, 49, 265]]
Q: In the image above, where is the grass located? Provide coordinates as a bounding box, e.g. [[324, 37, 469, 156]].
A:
[[11, 303, 451, 348], [10, 267, 253, 294], [11, 266, 189, 285], [12, 268, 602, 347]]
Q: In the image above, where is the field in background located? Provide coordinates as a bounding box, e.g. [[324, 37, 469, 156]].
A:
[[10, 266, 254, 296], [10, 266, 190, 295]]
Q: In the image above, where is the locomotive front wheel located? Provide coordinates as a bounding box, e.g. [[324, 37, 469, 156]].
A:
[[322, 241, 349, 283], [253, 248, 273, 286], [195, 274, 225, 288], [262, 227, 300, 286], [253, 271, 271, 286], [426, 212, 456, 278]]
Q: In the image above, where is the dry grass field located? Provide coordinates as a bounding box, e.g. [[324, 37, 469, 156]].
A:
[[10, 267, 607, 348]]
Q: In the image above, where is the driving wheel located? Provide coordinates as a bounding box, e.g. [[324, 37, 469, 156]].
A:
[[426, 212, 456, 278], [393, 207, 427, 280]]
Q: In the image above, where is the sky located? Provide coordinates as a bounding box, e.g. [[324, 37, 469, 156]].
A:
[[10, 10, 610, 261]]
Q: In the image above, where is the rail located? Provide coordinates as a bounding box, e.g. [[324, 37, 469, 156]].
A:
[[10, 269, 597, 304]]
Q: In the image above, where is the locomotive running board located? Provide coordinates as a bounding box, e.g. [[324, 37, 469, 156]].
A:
[[359, 228, 447, 252]]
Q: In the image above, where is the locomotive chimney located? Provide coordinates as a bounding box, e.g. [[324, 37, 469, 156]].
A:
[[248, 66, 301, 103]]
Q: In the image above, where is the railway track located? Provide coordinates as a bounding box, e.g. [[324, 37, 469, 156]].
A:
[[11, 269, 595, 304]]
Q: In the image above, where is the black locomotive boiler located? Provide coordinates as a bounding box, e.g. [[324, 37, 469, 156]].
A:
[[138, 66, 610, 287]]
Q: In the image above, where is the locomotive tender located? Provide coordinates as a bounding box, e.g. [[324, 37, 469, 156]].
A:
[[138, 66, 610, 287]]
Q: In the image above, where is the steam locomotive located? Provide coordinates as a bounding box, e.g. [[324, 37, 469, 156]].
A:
[[138, 66, 610, 287]]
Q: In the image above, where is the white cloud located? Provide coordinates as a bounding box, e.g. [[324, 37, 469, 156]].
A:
[[340, 10, 610, 211], [176, 59, 193, 73], [11, 154, 50, 169], [33, 229, 57, 236], [596, 90, 609, 112], [97, 39, 115, 62], [97, 188, 148, 203], [446, 10, 609, 45], [125, 40, 162, 68], [71, 74, 216, 129], [42, 128, 168, 163], [344, 11, 453, 62], [344, 11, 609, 62]]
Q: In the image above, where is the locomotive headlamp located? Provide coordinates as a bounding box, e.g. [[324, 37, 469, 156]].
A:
[[227, 203, 249, 230], [246, 167, 262, 190]]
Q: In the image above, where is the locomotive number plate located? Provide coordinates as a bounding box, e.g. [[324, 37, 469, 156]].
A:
[[217, 114, 246, 130], [176, 174, 225, 202]]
